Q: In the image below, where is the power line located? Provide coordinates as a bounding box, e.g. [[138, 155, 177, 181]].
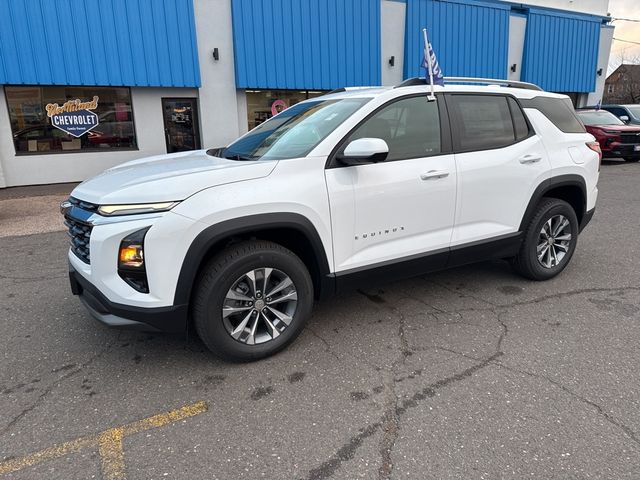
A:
[[611, 17, 640, 23], [613, 37, 640, 46]]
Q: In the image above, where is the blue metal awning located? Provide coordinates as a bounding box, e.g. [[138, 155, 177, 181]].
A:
[[404, 0, 510, 80], [231, 0, 382, 90], [521, 8, 602, 93], [0, 0, 201, 87]]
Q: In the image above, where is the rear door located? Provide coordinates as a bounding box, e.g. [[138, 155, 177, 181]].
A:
[[446, 93, 551, 246], [325, 95, 456, 274]]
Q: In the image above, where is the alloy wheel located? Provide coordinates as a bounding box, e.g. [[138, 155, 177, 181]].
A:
[[536, 214, 572, 269], [222, 268, 298, 345]]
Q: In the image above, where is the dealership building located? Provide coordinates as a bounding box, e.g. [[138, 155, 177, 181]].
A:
[[0, 0, 613, 187]]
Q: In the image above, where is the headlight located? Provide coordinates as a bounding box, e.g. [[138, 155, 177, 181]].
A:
[[98, 201, 179, 216], [118, 228, 150, 293]]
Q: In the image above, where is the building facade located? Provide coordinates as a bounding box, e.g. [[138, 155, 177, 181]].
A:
[[603, 64, 640, 105], [0, 0, 612, 187]]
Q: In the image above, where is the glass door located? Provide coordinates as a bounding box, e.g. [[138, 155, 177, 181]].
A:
[[162, 98, 201, 153]]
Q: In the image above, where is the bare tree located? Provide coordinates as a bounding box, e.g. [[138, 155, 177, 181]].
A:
[[604, 53, 640, 104], [609, 49, 640, 73]]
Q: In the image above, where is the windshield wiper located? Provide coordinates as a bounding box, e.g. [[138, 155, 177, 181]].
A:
[[225, 153, 256, 161]]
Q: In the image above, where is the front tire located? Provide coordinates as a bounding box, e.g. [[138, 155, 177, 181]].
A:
[[511, 198, 579, 281], [193, 240, 313, 362], [624, 157, 640, 163]]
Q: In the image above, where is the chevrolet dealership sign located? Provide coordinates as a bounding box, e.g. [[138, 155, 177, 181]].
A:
[[46, 96, 99, 137]]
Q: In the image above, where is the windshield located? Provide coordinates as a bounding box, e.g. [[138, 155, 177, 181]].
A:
[[624, 105, 640, 119], [577, 111, 624, 126], [220, 98, 370, 161]]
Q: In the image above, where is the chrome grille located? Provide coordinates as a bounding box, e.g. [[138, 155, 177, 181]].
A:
[[63, 197, 98, 264]]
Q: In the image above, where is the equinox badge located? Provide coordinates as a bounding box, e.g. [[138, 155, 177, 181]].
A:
[[355, 226, 405, 241]]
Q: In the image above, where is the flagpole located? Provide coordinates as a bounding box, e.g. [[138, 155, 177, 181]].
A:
[[422, 28, 436, 101]]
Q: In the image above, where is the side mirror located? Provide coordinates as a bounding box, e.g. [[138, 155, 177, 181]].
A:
[[337, 138, 389, 166], [620, 115, 630, 123]]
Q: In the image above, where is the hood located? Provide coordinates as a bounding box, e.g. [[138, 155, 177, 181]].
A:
[[71, 150, 278, 205], [588, 124, 640, 133]]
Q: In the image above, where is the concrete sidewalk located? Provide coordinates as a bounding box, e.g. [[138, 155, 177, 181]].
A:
[[0, 183, 77, 238]]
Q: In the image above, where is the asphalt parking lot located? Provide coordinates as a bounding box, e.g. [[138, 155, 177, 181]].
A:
[[1, 160, 640, 479]]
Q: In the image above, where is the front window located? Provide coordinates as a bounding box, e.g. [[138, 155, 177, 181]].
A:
[[221, 97, 370, 161], [5, 86, 136, 154], [347, 96, 441, 161], [577, 111, 624, 126], [623, 105, 640, 120]]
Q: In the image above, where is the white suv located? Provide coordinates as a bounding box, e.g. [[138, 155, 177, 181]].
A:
[[62, 78, 600, 361]]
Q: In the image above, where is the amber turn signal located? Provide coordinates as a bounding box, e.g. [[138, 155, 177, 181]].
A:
[[119, 244, 144, 268]]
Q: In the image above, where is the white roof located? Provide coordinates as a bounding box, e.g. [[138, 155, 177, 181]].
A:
[[320, 81, 568, 101]]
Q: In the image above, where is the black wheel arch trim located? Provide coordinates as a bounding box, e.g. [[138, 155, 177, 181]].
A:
[[518, 174, 587, 232], [173, 213, 332, 306]]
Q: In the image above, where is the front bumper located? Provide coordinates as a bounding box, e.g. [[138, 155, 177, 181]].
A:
[[604, 143, 640, 159], [69, 265, 188, 333]]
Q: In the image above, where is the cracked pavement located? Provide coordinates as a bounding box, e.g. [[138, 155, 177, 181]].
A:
[[1, 160, 640, 479]]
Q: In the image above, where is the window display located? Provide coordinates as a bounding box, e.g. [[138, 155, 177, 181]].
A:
[[5, 86, 136, 154], [245, 90, 326, 130]]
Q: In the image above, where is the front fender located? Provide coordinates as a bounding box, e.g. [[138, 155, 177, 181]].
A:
[[173, 213, 332, 306]]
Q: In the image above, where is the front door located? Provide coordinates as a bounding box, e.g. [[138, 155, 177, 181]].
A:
[[162, 98, 201, 153], [325, 95, 457, 274]]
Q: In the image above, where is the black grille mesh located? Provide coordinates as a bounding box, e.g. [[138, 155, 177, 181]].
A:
[[620, 133, 640, 144], [65, 217, 92, 264], [64, 197, 97, 264]]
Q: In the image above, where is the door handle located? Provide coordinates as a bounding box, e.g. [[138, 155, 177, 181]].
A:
[[519, 154, 542, 164], [420, 170, 449, 180]]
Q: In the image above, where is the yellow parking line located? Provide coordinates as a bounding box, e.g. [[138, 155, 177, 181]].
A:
[[0, 435, 97, 476], [98, 429, 126, 480], [0, 401, 208, 478]]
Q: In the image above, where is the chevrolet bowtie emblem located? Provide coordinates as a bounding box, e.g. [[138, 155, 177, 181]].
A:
[[60, 200, 72, 215]]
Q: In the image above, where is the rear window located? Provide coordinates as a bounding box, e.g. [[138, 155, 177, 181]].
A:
[[449, 95, 523, 151], [521, 97, 585, 134]]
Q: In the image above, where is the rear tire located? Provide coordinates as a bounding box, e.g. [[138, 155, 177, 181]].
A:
[[193, 240, 313, 362], [511, 198, 579, 281], [624, 157, 640, 162]]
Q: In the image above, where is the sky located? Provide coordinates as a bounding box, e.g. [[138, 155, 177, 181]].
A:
[[609, 0, 640, 67]]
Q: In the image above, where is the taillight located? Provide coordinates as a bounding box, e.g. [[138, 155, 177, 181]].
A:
[[586, 141, 602, 170]]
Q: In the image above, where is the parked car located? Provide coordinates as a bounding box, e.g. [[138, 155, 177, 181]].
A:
[[61, 78, 600, 361], [585, 104, 640, 125], [576, 109, 640, 162]]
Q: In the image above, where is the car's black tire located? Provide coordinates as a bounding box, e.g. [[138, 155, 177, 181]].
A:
[[511, 197, 579, 281], [192, 240, 313, 362], [624, 157, 640, 163]]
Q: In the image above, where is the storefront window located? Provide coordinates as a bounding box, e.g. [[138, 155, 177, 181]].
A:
[[5, 86, 136, 154], [246, 90, 327, 130]]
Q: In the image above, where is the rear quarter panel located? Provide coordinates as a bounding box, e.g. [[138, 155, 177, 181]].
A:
[[525, 109, 599, 211]]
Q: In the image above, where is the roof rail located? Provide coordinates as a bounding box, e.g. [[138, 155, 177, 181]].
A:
[[445, 77, 543, 91], [395, 76, 543, 91], [326, 86, 383, 94]]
